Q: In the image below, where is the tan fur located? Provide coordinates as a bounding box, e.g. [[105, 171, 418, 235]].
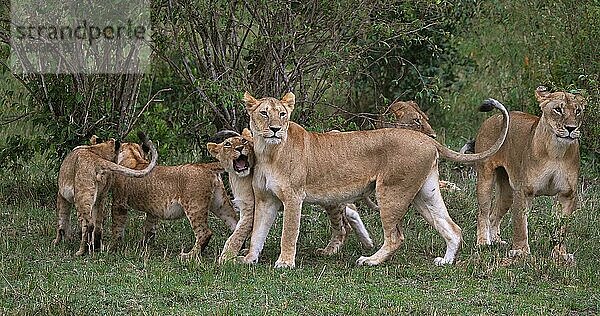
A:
[[377, 100, 437, 138], [475, 86, 585, 262], [110, 142, 238, 259], [207, 129, 373, 264], [241, 91, 510, 268], [55, 137, 158, 256]]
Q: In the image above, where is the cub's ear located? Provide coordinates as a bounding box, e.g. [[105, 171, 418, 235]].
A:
[[281, 92, 295, 113], [206, 143, 220, 157], [535, 86, 552, 103], [242, 128, 254, 142], [244, 91, 259, 113], [114, 139, 121, 152], [137, 131, 150, 153], [89, 135, 98, 145]]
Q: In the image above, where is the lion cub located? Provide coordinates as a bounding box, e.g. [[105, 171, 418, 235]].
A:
[[475, 86, 585, 262], [207, 129, 373, 264], [376, 100, 437, 138], [55, 134, 158, 256], [110, 140, 238, 259]]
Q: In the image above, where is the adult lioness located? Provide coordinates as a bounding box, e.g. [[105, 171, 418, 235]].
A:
[[55, 134, 158, 256], [474, 86, 585, 262], [241, 91, 509, 268], [110, 141, 238, 259], [207, 129, 373, 264]]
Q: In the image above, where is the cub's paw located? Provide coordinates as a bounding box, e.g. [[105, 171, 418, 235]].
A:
[[315, 246, 339, 256], [274, 258, 295, 269]]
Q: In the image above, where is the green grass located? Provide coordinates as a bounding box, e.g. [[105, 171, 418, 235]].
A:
[[1, 163, 599, 315]]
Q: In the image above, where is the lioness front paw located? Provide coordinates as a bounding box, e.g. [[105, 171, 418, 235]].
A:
[[274, 258, 295, 268]]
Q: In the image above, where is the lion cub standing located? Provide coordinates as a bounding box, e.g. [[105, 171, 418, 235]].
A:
[[475, 86, 585, 262], [55, 134, 158, 256], [110, 141, 238, 259], [207, 129, 373, 264]]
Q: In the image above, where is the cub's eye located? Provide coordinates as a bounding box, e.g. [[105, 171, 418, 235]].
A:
[[553, 107, 563, 115], [241, 139, 248, 144], [224, 142, 232, 148], [575, 108, 582, 116], [260, 111, 268, 117], [279, 112, 287, 118]]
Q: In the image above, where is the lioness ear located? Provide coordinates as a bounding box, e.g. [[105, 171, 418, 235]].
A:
[[242, 128, 254, 141], [206, 143, 220, 157], [244, 91, 259, 113], [281, 92, 295, 113], [535, 86, 552, 103]]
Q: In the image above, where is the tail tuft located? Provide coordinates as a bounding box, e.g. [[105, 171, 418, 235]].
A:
[[479, 98, 500, 112], [209, 130, 241, 143], [137, 131, 148, 143]]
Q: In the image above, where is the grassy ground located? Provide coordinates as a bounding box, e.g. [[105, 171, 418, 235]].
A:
[[1, 160, 599, 315]]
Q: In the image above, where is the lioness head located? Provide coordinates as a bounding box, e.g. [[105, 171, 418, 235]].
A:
[[388, 100, 437, 138], [244, 91, 295, 145], [536, 86, 586, 142], [207, 128, 254, 177]]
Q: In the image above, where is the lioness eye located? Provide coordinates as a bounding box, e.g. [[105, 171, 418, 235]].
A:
[[260, 111, 268, 117], [241, 139, 248, 144], [279, 112, 286, 118], [553, 107, 563, 115], [224, 142, 231, 147], [575, 108, 582, 116], [413, 118, 421, 125]]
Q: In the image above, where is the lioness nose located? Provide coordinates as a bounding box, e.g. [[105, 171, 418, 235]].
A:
[[565, 126, 577, 133], [235, 146, 244, 153], [270, 126, 281, 133]]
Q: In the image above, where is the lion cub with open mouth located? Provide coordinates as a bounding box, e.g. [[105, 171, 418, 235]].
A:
[[110, 138, 238, 259], [207, 129, 373, 264]]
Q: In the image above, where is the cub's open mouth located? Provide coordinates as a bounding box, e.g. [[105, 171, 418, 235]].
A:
[[234, 154, 249, 172]]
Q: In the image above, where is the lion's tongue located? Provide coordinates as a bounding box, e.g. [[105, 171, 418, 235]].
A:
[[235, 159, 247, 170]]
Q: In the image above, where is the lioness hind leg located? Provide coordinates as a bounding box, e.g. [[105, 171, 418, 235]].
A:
[[412, 168, 462, 266], [489, 168, 512, 245], [53, 194, 72, 245], [356, 188, 411, 266], [476, 165, 496, 246], [316, 204, 348, 256]]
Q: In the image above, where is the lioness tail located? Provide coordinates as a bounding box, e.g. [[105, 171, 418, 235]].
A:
[[435, 98, 509, 163]]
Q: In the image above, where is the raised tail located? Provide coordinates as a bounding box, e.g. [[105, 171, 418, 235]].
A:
[[101, 134, 159, 177], [435, 98, 509, 163]]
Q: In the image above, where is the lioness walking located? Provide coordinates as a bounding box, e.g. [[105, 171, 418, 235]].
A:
[[241, 91, 509, 268]]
